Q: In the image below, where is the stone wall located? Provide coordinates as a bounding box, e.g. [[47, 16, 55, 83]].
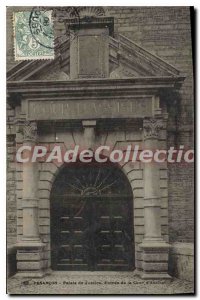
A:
[[7, 132, 17, 276], [107, 6, 194, 243], [169, 242, 194, 281], [6, 7, 194, 247], [7, 127, 16, 246]]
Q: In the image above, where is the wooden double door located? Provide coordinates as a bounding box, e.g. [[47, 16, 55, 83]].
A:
[[50, 163, 134, 271]]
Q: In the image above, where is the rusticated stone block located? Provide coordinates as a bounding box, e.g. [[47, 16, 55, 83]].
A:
[[17, 252, 43, 261], [143, 252, 168, 262], [135, 259, 142, 270], [17, 261, 44, 270], [143, 262, 168, 272]]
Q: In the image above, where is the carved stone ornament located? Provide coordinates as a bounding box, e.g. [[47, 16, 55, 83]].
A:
[[52, 6, 108, 22], [143, 118, 163, 140], [23, 121, 37, 142]]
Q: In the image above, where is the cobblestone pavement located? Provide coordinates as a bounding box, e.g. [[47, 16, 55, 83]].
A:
[[7, 271, 194, 295]]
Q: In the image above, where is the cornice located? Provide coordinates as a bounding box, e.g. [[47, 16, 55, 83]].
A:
[[7, 76, 185, 91], [7, 76, 185, 108]]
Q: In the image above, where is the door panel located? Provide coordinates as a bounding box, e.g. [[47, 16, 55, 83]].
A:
[[51, 164, 134, 271]]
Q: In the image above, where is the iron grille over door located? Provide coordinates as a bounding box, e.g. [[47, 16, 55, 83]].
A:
[[50, 163, 134, 271]]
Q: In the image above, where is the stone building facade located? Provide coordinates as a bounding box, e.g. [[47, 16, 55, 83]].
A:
[[7, 7, 194, 281]]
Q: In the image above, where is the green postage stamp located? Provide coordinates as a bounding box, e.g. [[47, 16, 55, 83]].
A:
[[13, 10, 54, 60]]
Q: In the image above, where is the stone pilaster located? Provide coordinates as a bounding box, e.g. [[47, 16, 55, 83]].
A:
[[16, 121, 46, 278], [140, 118, 171, 279]]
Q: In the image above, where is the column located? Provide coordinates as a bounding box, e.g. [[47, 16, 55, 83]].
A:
[[139, 118, 170, 279], [22, 121, 40, 241], [16, 121, 46, 278]]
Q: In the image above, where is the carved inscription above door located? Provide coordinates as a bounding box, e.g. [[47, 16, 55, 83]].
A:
[[27, 98, 153, 120]]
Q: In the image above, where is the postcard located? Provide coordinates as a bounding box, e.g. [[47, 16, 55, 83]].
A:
[[7, 6, 194, 295]]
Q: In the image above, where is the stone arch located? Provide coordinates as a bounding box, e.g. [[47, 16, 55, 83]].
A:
[[39, 160, 143, 204], [38, 153, 144, 270]]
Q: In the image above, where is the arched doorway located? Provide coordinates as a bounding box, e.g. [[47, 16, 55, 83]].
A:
[[50, 162, 134, 271]]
